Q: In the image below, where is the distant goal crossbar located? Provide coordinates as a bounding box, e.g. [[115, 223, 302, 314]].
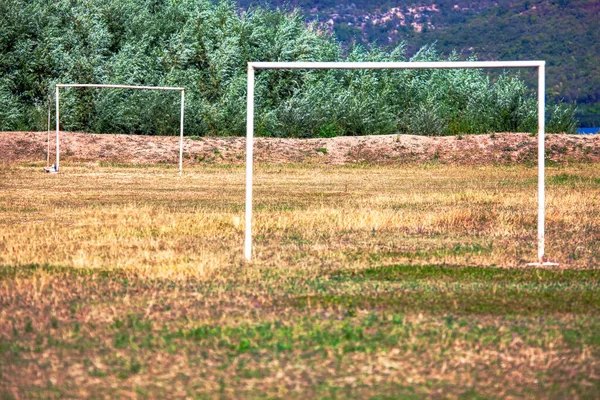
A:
[[54, 84, 186, 173], [244, 60, 548, 264]]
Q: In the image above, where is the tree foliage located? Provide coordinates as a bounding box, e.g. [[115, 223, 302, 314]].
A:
[[240, 0, 600, 120], [0, 0, 576, 136]]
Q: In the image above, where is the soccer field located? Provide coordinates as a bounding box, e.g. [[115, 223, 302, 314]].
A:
[[1, 163, 599, 397]]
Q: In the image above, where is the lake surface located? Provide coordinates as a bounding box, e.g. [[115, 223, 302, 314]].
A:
[[577, 127, 599, 134]]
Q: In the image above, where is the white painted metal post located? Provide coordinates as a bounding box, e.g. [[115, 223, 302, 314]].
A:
[[53, 84, 184, 173], [180, 89, 185, 175], [244, 66, 255, 261], [248, 61, 546, 70], [55, 86, 60, 171], [243, 61, 549, 264], [47, 97, 51, 166], [537, 63, 546, 263]]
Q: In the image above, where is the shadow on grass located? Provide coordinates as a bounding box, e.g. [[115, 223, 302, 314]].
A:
[[0, 264, 121, 280], [285, 265, 600, 316], [347, 264, 600, 284]]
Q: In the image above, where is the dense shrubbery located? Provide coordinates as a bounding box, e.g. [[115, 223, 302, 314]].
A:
[[241, 0, 600, 114], [0, 0, 577, 136]]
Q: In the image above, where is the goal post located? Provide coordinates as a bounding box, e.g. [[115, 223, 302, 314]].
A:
[[244, 60, 551, 265], [54, 84, 185, 174]]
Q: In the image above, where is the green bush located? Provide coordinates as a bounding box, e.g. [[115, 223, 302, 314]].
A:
[[547, 103, 578, 134], [0, 0, 577, 136], [0, 83, 22, 131]]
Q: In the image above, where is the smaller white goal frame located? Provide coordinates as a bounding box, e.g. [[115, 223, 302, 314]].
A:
[[55, 84, 185, 174], [245, 61, 549, 265]]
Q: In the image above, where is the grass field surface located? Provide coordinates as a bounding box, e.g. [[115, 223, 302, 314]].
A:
[[1, 163, 599, 397]]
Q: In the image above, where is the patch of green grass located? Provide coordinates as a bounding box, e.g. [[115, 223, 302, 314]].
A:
[[283, 234, 311, 245], [349, 264, 600, 284], [2, 263, 600, 397], [289, 288, 600, 315], [254, 203, 299, 211], [0, 264, 120, 280], [374, 243, 494, 261], [284, 265, 600, 315], [548, 173, 600, 186], [97, 161, 171, 169], [43, 312, 600, 363]]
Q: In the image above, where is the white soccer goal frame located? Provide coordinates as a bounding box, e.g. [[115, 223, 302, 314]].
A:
[[55, 84, 185, 174], [244, 61, 551, 265]]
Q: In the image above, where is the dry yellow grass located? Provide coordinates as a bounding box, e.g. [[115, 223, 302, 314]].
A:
[[1, 163, 598, 277], [1, 162, 599, 398]]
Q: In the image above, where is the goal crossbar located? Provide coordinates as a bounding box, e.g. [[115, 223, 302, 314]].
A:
[[244, 61, 548, 264], [54, 84, 186, 174], [249, 60, 545, 69]]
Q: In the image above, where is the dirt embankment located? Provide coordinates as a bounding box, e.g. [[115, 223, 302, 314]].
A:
[[1, 131, 599, 166]]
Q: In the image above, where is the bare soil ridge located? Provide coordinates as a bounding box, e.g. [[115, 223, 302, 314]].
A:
[[1, 131, 599, 166]]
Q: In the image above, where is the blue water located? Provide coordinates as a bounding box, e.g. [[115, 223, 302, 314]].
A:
[[577, 127, 599, 134]]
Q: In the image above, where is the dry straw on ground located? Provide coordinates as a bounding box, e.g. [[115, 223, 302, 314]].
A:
[[1, 131, 599, 166], [1, 163, 598, 275], [0, 134, 599, 397]]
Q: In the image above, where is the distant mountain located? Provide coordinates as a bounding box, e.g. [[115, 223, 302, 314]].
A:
[[238, 0, 600, 126]]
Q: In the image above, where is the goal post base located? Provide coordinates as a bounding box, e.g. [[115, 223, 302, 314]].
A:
[[526, 262, 560, 267], [43, 164, 59, 174]]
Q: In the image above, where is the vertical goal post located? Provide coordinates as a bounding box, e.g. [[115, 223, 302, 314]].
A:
[[54, 84, 186, 174], [245, 60, 551, 265]]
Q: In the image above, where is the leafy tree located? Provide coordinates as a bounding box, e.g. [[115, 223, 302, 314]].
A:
[[0, 0, 578, 136]]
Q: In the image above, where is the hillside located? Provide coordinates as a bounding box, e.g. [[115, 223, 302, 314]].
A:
[[238, 0, 600, 126]]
